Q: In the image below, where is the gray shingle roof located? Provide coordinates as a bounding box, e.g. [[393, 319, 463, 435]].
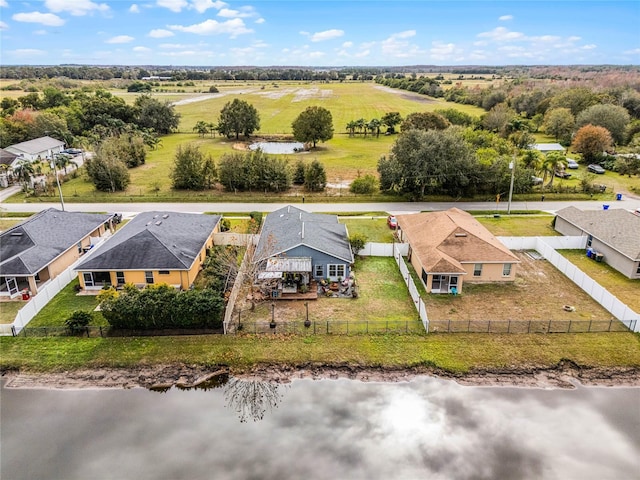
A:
[[556, 206, 640, 260], [0, 148, 19, 167], [0, 208, 112, 276], [254, 205, 353, 264], [75, 211, 220, 271], [5, 136, 65, 155]]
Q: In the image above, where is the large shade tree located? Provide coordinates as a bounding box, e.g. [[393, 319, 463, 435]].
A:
[[291, 106, 334, 148], [575, 103, 631, 145], [133, 95, 180, 134], [217, 98, 260, 139], [571, 125, 613, 163], [543, 107, 575, 144]]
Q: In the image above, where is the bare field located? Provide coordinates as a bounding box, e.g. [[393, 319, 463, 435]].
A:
[[425, 251, 614, 322]]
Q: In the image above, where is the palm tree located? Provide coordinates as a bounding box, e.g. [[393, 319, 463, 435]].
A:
[[539, 151, 566, 188], [54, 154, 77, 175], [13, 160, 34, 190], [345, 121, 357, 137], [368, 118, 382, 138], [355, 118, 366, 137], [207, 122, 218, 137], [193, 121, 209, 137]]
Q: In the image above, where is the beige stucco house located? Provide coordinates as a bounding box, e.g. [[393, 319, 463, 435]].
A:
[[0, 208, 113, 298], [395, 208, 520, 294], [75, 211, 221, 291]]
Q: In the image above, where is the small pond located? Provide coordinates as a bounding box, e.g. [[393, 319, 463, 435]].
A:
[[249, 141, 306, 154]]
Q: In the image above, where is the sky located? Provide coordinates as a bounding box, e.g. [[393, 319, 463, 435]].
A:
[[0, 0, 639, 67]]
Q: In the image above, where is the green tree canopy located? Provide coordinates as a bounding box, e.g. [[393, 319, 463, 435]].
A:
[[571, 125, 614, 163], [401, 112, 450, 132], [381, 112, 402, 133], [217, 98, 260, 139], [133, 95, 180, 134], [543, 107, 575, 144], [304, 159, 327, 192], [291, 106, 334, 148], [575, 103, 631, 145], [171, 143, 216, 190]]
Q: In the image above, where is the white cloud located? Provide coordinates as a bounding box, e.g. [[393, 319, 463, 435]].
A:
[[354, 49, 370, 58], [342, 41, 353, 48], [34, 29, 47, 35], [168, 18, 252, 37], [133, 46, 151, 52], [10, 48, 47, 56], [0, 20, 8, 30], [45, 0, 110, 16], [252, 40, 268, 48], [129, 4, 140, 13], [308, 51, 326, 59], [106, 35, 135, 43], [310, 29, 344, 42], [191, 0, 227, 13], [381, 30, 423, 58], [568, 36, 581, 42], [430, 41, 460, 60], [157, 0, 188, 13], [477, 27, 524, 42], [255, 18, 265, 24], [0, 0, 8, 7], [148, 29, 174, 38], [12, 12, 65, 27], [218, 6, 257, 18], [582, 44, 597, 50], [499, 15, 513, 21], [623, 48, 640, 55]]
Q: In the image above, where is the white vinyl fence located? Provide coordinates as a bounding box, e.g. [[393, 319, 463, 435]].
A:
[[499, 236, 640, 332], [392, 243, 429, 332]]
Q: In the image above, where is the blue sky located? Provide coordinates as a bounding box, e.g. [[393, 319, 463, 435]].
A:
[[1, 1, 639, 66]]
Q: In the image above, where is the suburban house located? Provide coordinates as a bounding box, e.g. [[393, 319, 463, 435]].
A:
[[4, 136, 65, 162], [75, 211, 221, 291], [0, 208, 113, 298], [253, 205, 354, 297], [395, 208, 520, 294], [554, 206, 640, 279]]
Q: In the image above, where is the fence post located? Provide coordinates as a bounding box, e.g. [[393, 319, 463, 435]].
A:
[[487, 320, 491, 333], [588, 320, 592, 333], [326, 321, 329, 334], [406, 320, 408, 333], [346, 320, 349, 335], [527, 320, 531, 334], [99, 326, 103, 337], [548, 319, 552, 333], [448, 319, 451, 333], [11, 325, 16, 337], [386, 320, 389, 333], [507, 320, 511, 333], [568, 320, 572, 333], [366, 321, 368, 334], [44, 327, 48, 337], [608, 319, 613, 332]]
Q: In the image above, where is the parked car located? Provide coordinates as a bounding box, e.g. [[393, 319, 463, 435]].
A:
[[555, 170, 571, 179], [588, 164, 605, 174], [531, 176, 543, 185], [566, 159, 579, 169], [62, 148, 83, 155], [387, 215, 398, 229]]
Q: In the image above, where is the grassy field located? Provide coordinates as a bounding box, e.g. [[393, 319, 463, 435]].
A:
[[559, 250, 640, 313], [1, 332, 639, 374], [341, 217, 396, 243], [0, 301, 24, 324]]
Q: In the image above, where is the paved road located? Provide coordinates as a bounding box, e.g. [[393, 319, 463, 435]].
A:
[[1, 198, 639, 216]]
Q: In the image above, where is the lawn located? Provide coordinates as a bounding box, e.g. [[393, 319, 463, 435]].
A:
[[2, 332, 639, 374], [27, 279, 106, 328], [0, 301, 24, 324], [235, 256, 421, 333], [476, 215, 560, 236], [341, 217, 396, 243], [558, 250, 640, 313]]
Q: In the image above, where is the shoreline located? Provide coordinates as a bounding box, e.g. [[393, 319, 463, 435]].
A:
[[3, 362, 639, 390]]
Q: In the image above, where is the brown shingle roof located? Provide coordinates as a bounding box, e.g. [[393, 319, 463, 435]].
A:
[[396, 208, 520, 273]]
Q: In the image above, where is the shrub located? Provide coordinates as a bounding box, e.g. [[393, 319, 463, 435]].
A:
[[65, 311, 92, 334], [349, 174, 378, 194], [349, 233, 368, 256]]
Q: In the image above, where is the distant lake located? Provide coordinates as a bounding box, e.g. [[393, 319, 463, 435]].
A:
[[1, 377, 639, 480]]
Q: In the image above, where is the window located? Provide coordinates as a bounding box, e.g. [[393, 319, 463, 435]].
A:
[[314, 264, 323, 278], [637, 263, 640, 275], [116, 271, 125, 285], [431, 275, 441, 290], [502, 264, 512, 277], [473, 264, 483, 277], [422, 269, 428, 285], [158, 270, 170, 275], [145, 271, 154, 284], [328, 264, 345, 279], [587, 235, 593, 248]]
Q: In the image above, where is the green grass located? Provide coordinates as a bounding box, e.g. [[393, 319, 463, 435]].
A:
[[27, 279, 107, 327], [0, 301, 24, 324], [0, 219, 23, 231], [1, 332, 639, 374], [341, 218, 396, 243], [559, 250, 640, 313], [476, 215, 560, 236]]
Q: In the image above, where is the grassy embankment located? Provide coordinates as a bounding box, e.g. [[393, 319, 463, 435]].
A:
[[2, 333, 639, 375]]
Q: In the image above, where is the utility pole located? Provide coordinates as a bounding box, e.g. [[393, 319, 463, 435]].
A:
[[51, 156, 65, 211], [507, 155, 516, 215]]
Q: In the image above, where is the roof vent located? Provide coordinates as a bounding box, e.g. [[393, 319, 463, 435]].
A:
[[146, 222, 152, 226], [455, 233, 467, 237], [153, 215, 159, 219], [10, 232, 23, 236], [155, 221, 162, 226], [162, 214, 169, 219]]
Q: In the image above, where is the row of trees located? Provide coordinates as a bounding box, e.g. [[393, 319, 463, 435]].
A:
[[171, 145, 328, 193]]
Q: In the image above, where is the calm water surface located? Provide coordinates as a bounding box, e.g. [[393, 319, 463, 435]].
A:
[[1, 377, 639, 480]]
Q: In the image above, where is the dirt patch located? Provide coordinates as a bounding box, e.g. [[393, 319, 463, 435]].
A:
[[4, 361, 639, 390], [373, 85, 437, 104], [425, 251, 615, 321]]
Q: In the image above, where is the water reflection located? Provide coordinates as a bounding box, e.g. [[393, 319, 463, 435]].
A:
[[1, 377, 638, 480]]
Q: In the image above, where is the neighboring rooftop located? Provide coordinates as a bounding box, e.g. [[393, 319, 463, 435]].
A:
[[533, 143, 565, 152], [4, 136, 65, 156], [556, 206, 640, 260], [396, 208, 520, 274], [254, 205, 353, 264], [75, 211, 220, 271], [0, 208, 112, 276], [0, 148, 19, 167]]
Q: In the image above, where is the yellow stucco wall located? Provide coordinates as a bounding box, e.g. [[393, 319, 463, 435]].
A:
[[462, 262, 516, 283]]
